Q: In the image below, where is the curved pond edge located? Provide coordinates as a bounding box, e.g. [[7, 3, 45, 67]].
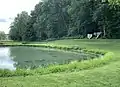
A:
[[0, 43, 114, 77]]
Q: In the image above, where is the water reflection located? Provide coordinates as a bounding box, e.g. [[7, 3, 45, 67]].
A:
[[0, 47, 16, 70], [0, 47, 100, 70]]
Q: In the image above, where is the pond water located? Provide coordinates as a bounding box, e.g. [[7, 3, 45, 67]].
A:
[[0, 47, 99, 70]]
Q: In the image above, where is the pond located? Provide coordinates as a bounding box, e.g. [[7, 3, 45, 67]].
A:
[[0, 47, 99, 70]]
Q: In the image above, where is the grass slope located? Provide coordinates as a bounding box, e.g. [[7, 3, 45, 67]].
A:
[[0, 39, 120, 87]]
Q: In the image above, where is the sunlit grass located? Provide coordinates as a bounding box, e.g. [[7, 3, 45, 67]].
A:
[[0, 39, 120, 87]]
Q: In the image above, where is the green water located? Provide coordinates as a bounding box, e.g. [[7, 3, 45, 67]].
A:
[[0, 47, 99, 70]]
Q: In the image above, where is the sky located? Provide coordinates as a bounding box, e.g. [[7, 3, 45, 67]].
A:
[[0, 0, 41, 34]]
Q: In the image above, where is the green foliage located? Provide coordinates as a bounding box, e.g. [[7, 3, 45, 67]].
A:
[[9, 11, 30, 41], [0, 69, 33, 77], [9, 0, 120, 40], [109, 0, 120, 5], [0, 31, 6, 40]]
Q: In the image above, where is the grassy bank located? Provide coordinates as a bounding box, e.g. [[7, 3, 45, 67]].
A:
[[0, 51, 114, 77], [0, 40, 114, 77], [0, 39, 120, 87]]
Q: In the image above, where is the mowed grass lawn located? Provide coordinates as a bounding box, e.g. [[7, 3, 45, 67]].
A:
[[1, 39, 120, 87]]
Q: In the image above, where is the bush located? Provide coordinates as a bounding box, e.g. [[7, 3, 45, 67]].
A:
[[62, 35, 84, 39], [0, 42, 4, 45], [22, 42, 29, 44]]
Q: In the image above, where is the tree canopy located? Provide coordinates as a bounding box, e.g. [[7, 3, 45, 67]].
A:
[[9, 0, 120, 41], [0, 31, 6, 40]]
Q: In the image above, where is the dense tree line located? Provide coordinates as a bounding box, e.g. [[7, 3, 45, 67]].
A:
[[9, 0, 120, 41]]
